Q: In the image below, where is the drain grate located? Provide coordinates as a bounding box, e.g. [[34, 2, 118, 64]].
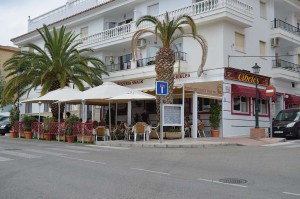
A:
[[5, 149, 21, 151], [219, 178, 247, 184]]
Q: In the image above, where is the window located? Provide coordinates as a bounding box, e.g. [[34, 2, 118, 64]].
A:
[[233, 96, 249, 113], [80, 27, 88, 38], [260, 1, 266, 19], [25, 103, 32, 114], [44, 103, 50, 112], [259, 41, 266, 57], [198, 98, 215, 112], [235, 32, 245, 52], [148, 3, 159, 16], [255, 99, 268, 115]]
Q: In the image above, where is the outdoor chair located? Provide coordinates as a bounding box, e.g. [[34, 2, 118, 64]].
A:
[[96, 126, 109, 141], [123, 122, 133, 140], [197, 122, 206, 137], [134, 123, 145, 142], [149, 123, 160, 139]]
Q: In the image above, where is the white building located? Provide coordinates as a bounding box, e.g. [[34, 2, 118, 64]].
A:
[[11, 0, 300, 137]]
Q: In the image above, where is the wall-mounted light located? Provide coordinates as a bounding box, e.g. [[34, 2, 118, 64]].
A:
[[285, 94, 289, 99]]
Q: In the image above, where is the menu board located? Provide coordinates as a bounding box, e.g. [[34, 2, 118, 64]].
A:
[[163, 104, 183, 126]]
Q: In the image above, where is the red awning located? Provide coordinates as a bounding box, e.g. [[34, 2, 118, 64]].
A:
[[286, 94, 300, 105], [231, 84, 277, 101]]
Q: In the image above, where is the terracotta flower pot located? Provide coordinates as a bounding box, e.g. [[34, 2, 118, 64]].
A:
[[24, 131, 33, 139], [10, 131, 18, 138], [165, 132, 182, 139], [67, 135, 75, 143], [44, 133, 53, 141], [211, 130, 220, 137]]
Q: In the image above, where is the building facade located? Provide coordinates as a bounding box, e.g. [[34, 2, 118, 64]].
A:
[[11, 0, 300, 137]]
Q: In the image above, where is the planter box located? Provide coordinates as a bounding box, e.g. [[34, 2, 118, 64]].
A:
[[77, 135, 94, 143], [66, 136, 75, 143], [19, 132, 25, 138], [165, 132, 182, 139], [44, 133, 53, 141], [10, 131, 18, 138], [24, 131, 33, 139]]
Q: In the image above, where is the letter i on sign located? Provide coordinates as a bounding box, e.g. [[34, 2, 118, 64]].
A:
[[160, 85, 165, 93]]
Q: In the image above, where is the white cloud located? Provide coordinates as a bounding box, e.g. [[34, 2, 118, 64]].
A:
[[0, 0, 66, 46]]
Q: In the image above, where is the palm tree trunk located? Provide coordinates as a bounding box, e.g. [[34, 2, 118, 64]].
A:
[[49, 82, 65, 121], [155, 47, 175, 122]]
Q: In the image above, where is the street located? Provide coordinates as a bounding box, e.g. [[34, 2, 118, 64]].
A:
[[0, 137, 299, 199]]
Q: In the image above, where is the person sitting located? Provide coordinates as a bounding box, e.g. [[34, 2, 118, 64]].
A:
[[141, 109, 150, 125]]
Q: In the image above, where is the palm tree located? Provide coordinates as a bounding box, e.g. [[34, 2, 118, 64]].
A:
[[132, 12, 208, 119], [3, 25, 107, 119]]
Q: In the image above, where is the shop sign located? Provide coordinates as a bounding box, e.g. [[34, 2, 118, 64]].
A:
[[117, 79, 144, 86], [184, 81, 223, 97], [224, 67, 270, 86], [174, 73, 190, 79]]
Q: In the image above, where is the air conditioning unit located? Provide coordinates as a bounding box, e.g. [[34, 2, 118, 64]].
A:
[[137, 39, 147, 49], [271, 38, 280, 47]]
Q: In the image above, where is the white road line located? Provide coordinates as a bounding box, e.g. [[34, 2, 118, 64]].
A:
[[262, 141, 297, 147], [47, 148, 88, 154], [65, 146, 109, 152], [283, 192, 300, 197], [0, 156, 13, 161], [285, 145, 300, 148], [0, 151, 41, 159], [131, 168, 170, 176], [61, 156, 106, 165], [86, 145, 130, 150], [25, 149, 66, 156], [197, 178, 248, 188]]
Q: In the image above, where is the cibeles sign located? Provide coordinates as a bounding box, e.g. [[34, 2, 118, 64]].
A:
[[184, 81, 223, 98], [224, 67, 270, 86]]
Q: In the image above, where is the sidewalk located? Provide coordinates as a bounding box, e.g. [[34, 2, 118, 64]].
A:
[[95, 137, 286, 148]]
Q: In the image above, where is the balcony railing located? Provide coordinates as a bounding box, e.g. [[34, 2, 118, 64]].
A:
[[105, 52, 187, 73], [271, 18, 300, 37], [272, 59, 300, 73], [74, 0, 253, 46]]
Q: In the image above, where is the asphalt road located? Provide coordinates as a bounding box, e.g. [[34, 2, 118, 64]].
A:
[[0, 137, 299, 199]]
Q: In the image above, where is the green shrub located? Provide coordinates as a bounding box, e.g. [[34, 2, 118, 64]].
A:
[[9, 108, 19, 128], [209, 103, 222, 130], [65, 115, 79, 136], [43, 117, 56, 133], [22, 115, 37, 131]]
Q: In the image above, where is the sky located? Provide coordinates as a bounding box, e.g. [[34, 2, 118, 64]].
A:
[[0, 0, 66, 46]]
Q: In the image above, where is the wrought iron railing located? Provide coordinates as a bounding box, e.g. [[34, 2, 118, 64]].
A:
[[105, 52, 187, 72], [271, 18, 300, 37], [272, 59, 300, 72]]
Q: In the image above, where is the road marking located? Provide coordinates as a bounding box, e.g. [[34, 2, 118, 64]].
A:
[[47, 148, 88, 154], [61, 156, 106, 165], [86, 145, 130, 150], [0, 151, 41, 159], [65, 146, 109, 152], [197, 178, 248, 188], [131, 168, 170, 176], [25, 149, 66, 156], [262, 141, 297, 147], [283, 192, 300, 197], [285, 145, 300, 148], [0, 156, 13, 161]]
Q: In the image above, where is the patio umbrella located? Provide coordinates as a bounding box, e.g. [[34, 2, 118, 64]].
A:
[[21, 87, 82, 122], [108, 91, 156, 125]]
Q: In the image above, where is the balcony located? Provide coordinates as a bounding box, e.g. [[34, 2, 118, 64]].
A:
[[271, 19, 300, 47], [272, 59, 300, 83], [105, 51, 187, 73], [75, 0, 253, 47]]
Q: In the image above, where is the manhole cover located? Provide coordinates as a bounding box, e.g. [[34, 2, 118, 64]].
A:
[[219, 178, 247, 184], [5, 149, 21, 151]]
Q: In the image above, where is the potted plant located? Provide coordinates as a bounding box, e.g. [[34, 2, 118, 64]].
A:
[[22, 115, 37, 139], [165, 127, 182, 139], [9, 108, 19, 138], [65, 115, 79, 143], [209, 103, 222, 137], [43, 117, 56, 140]]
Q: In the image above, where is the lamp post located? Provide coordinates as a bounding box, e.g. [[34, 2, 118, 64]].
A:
[[252, 63, 261, 128]]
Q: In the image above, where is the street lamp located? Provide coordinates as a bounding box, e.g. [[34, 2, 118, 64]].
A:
[[252, 63, 261, 128]]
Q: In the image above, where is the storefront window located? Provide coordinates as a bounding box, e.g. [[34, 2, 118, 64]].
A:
[[198, 98, 215, 112], [233, 96, 249, 113], [254, 99, 268, 115]]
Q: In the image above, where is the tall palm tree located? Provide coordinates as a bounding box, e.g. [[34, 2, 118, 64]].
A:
[[3, 25, 107, 119], [132, 12, 208, 119]]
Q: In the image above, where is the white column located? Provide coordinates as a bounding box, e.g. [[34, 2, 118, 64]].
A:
[[181, 85, 185, 139], [192, 92, 197, 138], [127, 101, 132, 125]]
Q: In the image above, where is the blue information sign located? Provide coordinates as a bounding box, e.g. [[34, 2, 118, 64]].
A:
[[156, 81, 168, 95]]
